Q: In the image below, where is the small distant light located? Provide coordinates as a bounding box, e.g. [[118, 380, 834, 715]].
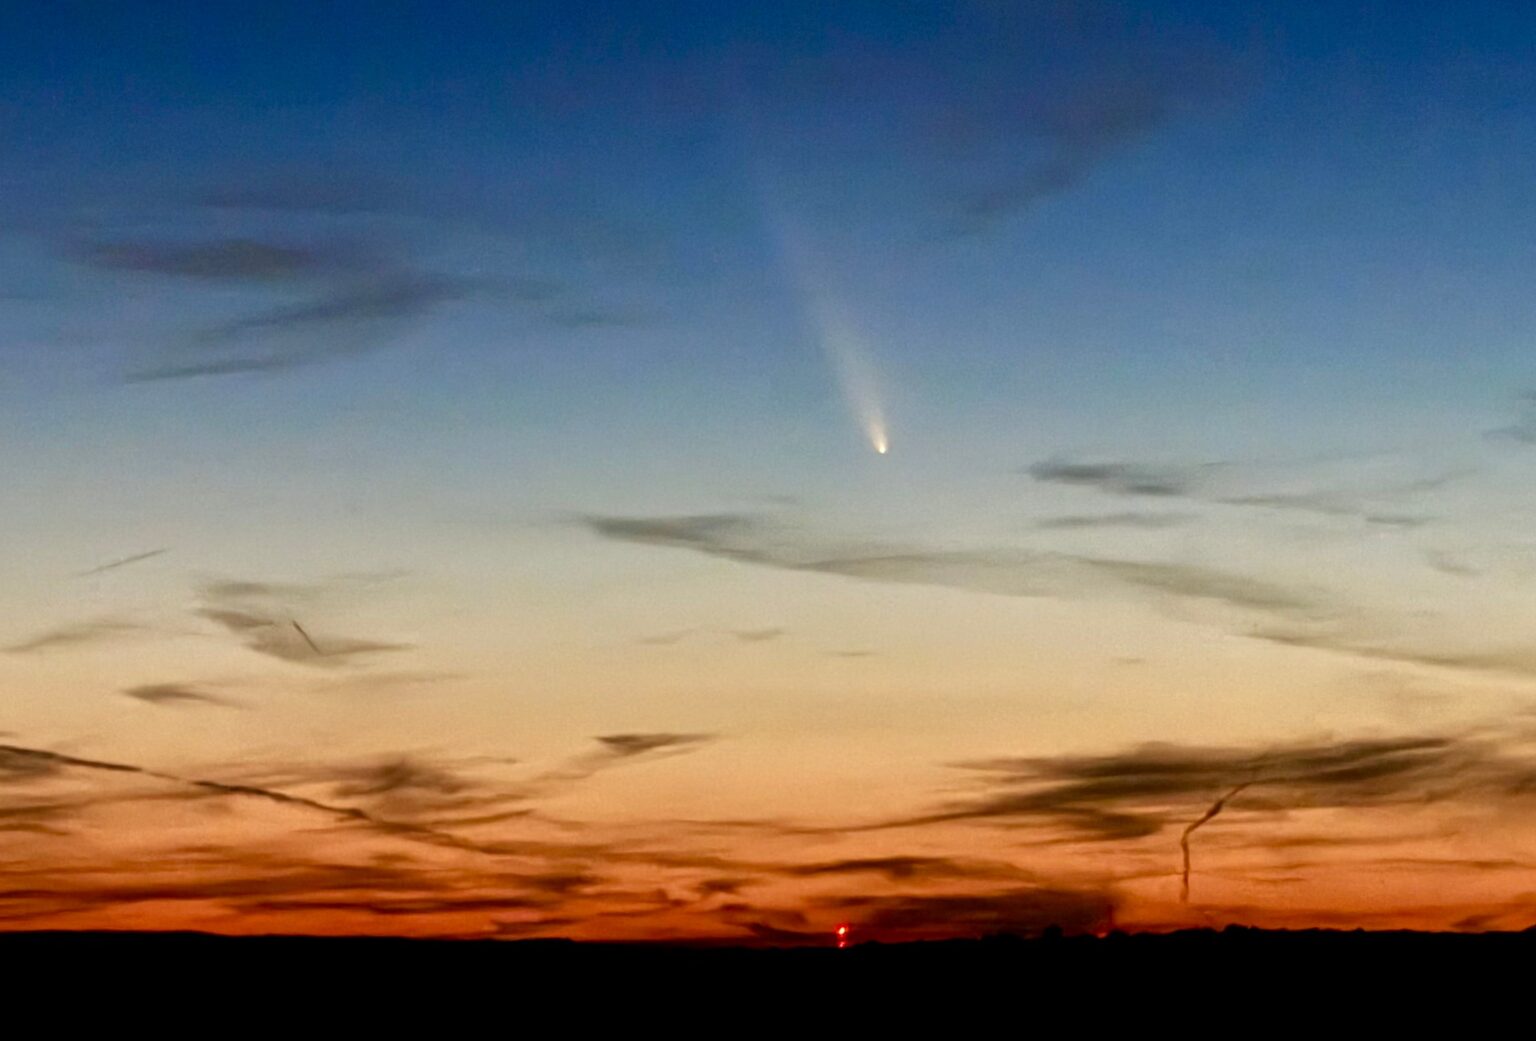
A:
[[836, 925, 848, 936]]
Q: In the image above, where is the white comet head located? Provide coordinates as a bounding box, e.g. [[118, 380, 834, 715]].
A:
[[761, 190, 893, 459], [812, 300, 891, 459]]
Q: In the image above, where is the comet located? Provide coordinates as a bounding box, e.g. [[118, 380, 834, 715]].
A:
[[792, 259, 891, 457], [749, 155, 892, 457]]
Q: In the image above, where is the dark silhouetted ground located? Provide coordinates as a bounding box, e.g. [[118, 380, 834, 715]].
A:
[[2, 927, 1527, 1020]]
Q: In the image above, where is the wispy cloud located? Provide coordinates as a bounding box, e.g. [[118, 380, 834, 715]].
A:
[[637, 629, 696, 646], [0, 746, 72, 783], [914, 735, 1508, 833], [520, 733, 720, 796], [4, 619, 151, 655], [121, 683, 238, 709], [1250, 627, 1536, 680], [250, 755, 533, 827], [1215, 490, 1435, 527], [727, 627, 785, 643], [1485, 391, 1536, 445], [784, 855, 1027, 883], [0, 742, 396, 823], [73, 238, 343, 282], [943, 81, 1180, 235], [199, 578, 329, 601], [6, 724, 1530, 935], [585, 511, 1536, 680], [900, 7, 1235, 237], [1422, 550, 1481, 577], [1025, 460, 1216, 497], [1025, 455, 1458, 526], [0, 844, 614, 930], [194, 576, 410, 668], [581, 512, 1327, 620], [1035, 512, 1194, 531], [0, 800, 75, 836], [596, 733, 714, 758], [66, 233, 479, 382], [0, 741, 535, 863], [1073, 557, 1317, 614], [197, 609, 408, 668], [126, 271, 479, 382], [198, 273, 472, 336], [65, 164, 670, 383], [877, 729, 1536, 898], [0, 734, 768, 935]]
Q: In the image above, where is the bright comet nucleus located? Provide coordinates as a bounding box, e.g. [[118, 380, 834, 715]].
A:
[[756, 173, 894, 458], [802, 285, 892, 459]]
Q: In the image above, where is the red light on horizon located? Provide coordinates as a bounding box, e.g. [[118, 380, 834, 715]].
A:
[[836, 924, 850, 948]]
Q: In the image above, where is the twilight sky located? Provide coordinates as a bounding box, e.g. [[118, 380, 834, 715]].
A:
[[6, 1, 1536, 940]]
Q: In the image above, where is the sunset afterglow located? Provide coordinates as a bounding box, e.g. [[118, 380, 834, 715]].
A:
[[4, 2, 1536, 946]]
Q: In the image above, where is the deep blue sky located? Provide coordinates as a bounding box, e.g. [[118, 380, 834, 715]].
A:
[[5, 1, 1536, 530]]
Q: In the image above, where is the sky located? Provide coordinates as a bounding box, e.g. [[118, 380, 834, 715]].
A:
[[5, 1, 1536, 941]]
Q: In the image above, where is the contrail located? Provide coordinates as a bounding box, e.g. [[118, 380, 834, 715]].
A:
[[75, 548, 168, 577], [0, 740, 716, 865], [291, 620, 323, 655], [0, 742, 501, 859], [1180, 781, 1252, 903]]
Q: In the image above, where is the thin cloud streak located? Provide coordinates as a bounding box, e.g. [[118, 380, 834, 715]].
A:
[[75, 548, 169, 577], [1024, 456, 1463, 526], [121, 684, 238, 709], [858, 729, 1536, 903], [1025, 460, 1217, 498], [587, 512, 1536, 680], [1251, 628, 1536, 681], [1035, 513, 1194, 531], [515, 734, 720, 800], [581, 512, 1328, 619], [4, 619, 151, 655], [727, 627, 785, 643], [944, 80, 1184, 236], [73, 238, 340, 282], [0, 741, 540, 863], [125, 272, 478, 383]]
